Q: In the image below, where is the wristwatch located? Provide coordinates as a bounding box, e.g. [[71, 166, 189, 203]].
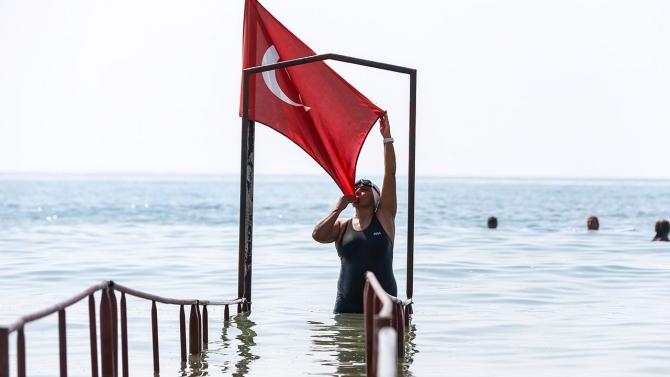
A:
[[383, 137, 394, 144]]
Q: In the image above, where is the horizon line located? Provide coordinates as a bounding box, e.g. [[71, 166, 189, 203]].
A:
[[1, 171, 669, 182]]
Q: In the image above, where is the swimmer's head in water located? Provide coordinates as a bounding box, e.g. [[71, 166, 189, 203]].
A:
[[487, 216, 498, 229], [355, 179, 380, 209], [587, 216, 599, 230], [655, 219, 670, 235]]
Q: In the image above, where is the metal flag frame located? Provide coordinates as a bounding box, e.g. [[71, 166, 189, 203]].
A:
[[238, 53, 417, 310]]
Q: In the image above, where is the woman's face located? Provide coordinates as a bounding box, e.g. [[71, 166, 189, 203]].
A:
[[353, 183, 374, 207]]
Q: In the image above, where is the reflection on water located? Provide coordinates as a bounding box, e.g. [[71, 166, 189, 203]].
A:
[[177, 314, 259, 376], [401, 323, 418, 376], [308, 314, 418, 376], [220, 314, 259, 377]]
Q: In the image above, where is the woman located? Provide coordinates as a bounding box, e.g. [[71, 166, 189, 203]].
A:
[[312, 112, 398, 313]]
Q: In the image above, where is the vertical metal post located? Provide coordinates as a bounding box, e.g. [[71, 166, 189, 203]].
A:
[[120, 293, 129, 377], [195, 303, 202, 354], [179, 305, 186, 362], [88, 294, 98, 377], [407, 70, 417, 300], [0, 328, 8, 377], [151, 301, 159, 374], [58, 309, 67, 377], [100, 289, 114, 377], [394, 302, 405, 358], [202, 305, 208, 346], [189, 304, 198, 355], [17, 328, 25, 377], [363, 283, 373, 377], [239, 70, 255, 310], [109, 290, 118, 375]]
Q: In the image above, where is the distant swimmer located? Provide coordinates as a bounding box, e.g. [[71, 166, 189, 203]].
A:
[[312, 112, 398, 313], [587, 216, 599, 231], [652, 219, 669, 242], [487, 217, 498, 229]]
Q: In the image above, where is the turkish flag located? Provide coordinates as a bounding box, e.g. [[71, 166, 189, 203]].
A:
[[241, 0, 385, 195]]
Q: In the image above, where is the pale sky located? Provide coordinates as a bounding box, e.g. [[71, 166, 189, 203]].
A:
[[1, 1, 669, 179]]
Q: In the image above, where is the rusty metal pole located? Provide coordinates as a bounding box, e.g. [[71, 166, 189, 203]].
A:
[[88, 294, 99, 377], [179, 305, 186, 363], [58, 309, 67, 377], [407, 70, 417, 301], [100, 289, 114, 377], [0, 328, 8, 377], [371, 297, 382, 377], [238, 70, 255, 313], [109, 289, 118, 375], [189, 304, 198, 355], [195, 303, 202, 354], [363, 283, 373, 377], [120, 293, 129, 377], [151, 301, 159, 374], [202, 305, 208, 346], [394, 302, 405, 358], [17, 328, 25, 377], [404, 304, 412, 330]]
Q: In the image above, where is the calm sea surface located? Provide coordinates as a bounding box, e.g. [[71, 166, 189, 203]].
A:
[[1, 174, 670, 376]]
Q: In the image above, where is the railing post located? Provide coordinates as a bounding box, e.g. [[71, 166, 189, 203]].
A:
[[394, 302, 404, 358], [58, 309, 67, 377], [404, 304, 412, 330], [120, 293, 129, 377], [0, 328, 8, 377], [202, 305, 208, 347], [17, 328, 25, 377], [189, 304, 198, 355], [109, 289, 118, 375], [100, 289, 114, 377], [88, 294, 99, 377], [371, 296, 383, 376], [224, 304, 230, 322], [179, 305, 186, 363], [151, 301, 159, 374], [363, 283, 374, 377], [195, 303, 202, 354], [376, 328, 398, 377]]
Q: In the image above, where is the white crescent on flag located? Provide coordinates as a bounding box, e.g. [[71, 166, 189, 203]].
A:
[[261, 45, 310, 111]]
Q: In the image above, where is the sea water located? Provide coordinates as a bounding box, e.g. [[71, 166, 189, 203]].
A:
[[1, 174, 669, 376]]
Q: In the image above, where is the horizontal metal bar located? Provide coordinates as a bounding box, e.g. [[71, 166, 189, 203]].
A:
[[4, 281, 109, 333], [112, 283, 243, 306], [243, 53, 416, 75]]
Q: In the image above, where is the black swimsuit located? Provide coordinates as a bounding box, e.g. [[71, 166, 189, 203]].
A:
[[334, 214, 397, 313]]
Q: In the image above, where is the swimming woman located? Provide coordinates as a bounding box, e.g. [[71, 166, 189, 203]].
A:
[[652, 219, 669, 242]]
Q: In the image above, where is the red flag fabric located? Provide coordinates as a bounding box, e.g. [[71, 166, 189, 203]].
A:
[[241, 0, 384, 195]]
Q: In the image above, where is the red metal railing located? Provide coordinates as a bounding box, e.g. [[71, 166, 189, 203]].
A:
[[363, 272, 412, 377], [0, 280, 244, 377]]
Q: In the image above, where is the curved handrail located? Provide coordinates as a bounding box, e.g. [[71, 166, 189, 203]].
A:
[[5, 281, 109, 333], [2, 281, 245, 334], [112, 282, 244, 307], [365, 272, 394, 319], [364, 272, 413, 377], [0, 281, 244, 377]]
